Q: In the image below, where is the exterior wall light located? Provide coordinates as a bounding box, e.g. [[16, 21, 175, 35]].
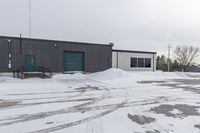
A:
[[7, 39, 11, 43]]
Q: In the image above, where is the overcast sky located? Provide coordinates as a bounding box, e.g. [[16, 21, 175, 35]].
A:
[[0, 0, 200, 55]]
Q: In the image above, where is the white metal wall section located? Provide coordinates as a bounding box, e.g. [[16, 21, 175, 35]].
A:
[[112, 51, 156, 71]]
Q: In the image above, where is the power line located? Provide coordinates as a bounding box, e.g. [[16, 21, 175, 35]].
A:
[[29, 0, 32, 37]]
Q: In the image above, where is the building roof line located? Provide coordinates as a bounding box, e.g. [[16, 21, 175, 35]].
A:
[[0, 35, 113, 47], [113, 49, 157, 54]]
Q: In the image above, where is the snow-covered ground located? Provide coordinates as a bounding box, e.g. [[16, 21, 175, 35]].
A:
[[0, 69, 200, 133]]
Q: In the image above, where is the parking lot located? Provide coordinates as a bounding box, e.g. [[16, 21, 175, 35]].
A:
[[0, 70, 200, 133]]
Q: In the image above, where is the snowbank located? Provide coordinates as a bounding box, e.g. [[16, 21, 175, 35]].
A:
[[88, 68, 190, 84], [1, 68, 195, 84], [132, 71, 189, 81], [51, 68, 193, 86], [87, 68, 139, 87], [52, 73, 87, 80], [89, 68, 134, 81]]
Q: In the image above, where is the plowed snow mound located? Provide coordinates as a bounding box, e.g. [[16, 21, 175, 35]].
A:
[[52, 69, 192, 86], [89, 68, 134, 81], [52, 73, 87, 80]]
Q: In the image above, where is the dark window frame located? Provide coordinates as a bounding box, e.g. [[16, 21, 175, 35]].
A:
[[130, 58, 137, 67], [138, 58, 144, 67], [130, 57, 152, 68], [145, 58, 151, 68]]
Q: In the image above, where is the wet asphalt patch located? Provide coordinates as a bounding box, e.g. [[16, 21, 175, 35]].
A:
[[137, 81, 167, 84], [172, 79, 200, 85], [185, 74, 200, 78], [139, 79, 200, 95], [145, 131, 160, 133], [0, 100, 21, 108], [127, 114, 156, 125], [194, 124, 200, 129], [46, 122, 54, 125], [150, 104, 200, 118], [75, 85, 109, 91]]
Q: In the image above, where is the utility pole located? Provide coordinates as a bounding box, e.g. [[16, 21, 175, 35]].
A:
[[20, 33, 22, 54], [29, 0, 32, 37], [168, 44, 171, 72]]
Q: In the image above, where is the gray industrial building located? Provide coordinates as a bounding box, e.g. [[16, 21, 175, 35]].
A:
[[0, 36, 112, 73]]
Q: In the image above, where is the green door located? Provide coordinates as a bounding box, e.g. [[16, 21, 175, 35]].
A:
[[64, 52, 84, 72], [26, 55, 35, 72]]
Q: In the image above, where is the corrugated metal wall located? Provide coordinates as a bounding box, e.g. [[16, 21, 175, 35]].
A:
[[0, 36, 112, 73]]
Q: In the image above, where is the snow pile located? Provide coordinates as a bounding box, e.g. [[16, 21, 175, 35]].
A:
[[87, 68, 137, 86], [89, 69, 186, 82], [52, 73, 87, 80], [89, 68, 134, 81], [133, 71, 189, 81], [51, 68, 193, 86]]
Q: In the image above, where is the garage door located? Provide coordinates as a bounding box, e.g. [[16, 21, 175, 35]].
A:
[[64, 52, 84, 72]]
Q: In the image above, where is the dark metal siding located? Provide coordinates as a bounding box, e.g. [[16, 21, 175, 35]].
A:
[[0, 39, 9, 72], [0, 36, 112, 73]]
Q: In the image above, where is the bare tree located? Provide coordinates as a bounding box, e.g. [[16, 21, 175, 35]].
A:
[[174, 46, 200, 72]]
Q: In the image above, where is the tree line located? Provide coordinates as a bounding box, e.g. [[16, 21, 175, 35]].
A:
[[157, 46, 200, 72]]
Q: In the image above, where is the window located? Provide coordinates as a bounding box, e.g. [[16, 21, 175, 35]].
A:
[[130, 57, 152, 68], [138, 58, 144, 67], [145, 58, 151, 67], [130, 58, 137, 67]]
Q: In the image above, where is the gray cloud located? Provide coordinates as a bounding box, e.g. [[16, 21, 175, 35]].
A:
[[0, 0, 200, 55]]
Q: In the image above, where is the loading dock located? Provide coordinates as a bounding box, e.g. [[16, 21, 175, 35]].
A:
[[63, 52, 84, 72]]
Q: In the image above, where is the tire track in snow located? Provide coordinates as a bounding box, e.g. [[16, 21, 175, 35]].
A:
[[0, 91, 110, 126], [0, 85, 105, 111], [28, 100, 128, 133]]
